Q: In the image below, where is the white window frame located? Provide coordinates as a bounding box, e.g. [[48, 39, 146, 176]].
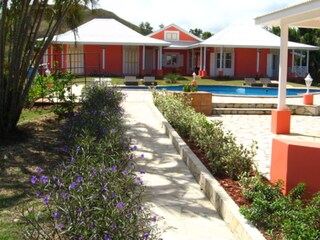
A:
[[165, 31, 179, 41]]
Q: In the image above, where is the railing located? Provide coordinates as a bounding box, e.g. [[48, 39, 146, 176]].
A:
[[290, 66, 308, 77]]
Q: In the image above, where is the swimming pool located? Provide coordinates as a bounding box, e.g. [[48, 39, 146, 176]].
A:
[[122, 85, 319, 97]]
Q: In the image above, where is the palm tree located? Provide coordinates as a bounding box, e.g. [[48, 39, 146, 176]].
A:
[[0, 0, 97, 138]]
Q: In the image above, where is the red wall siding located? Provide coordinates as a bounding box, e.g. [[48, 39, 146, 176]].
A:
[[51, 44, 63, 70], [83, 45, 102, 74], [106, 45, 123, 75], [235, 48, 258, 78], [162, 49, 188, 75]]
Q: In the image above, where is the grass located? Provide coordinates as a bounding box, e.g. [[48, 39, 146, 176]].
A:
[[19, 107, 53, 123], [72, 76, 308, 88], [0, 114, 64, 239]]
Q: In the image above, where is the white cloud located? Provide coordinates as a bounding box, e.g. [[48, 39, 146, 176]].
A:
[[98, 0, 306, 33]]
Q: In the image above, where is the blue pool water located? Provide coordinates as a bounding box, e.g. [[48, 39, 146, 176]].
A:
[[122, 85, 318, 97]]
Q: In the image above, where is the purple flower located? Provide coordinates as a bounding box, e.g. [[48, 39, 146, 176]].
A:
[[91, 222, 96, 228], [100, 111, 105, 117], [77, 176, 83, 183], [111, 166, 117, 172], [63, 146, 69, 152], [140, 169, 145, 174], [31, 176, 37, 184], [102, 128, 106, 134], [54, 211, 60, 219], [151, 216, 157, 222], [111, 192, 116, 198], [40, 175, 49, 184], [143, 233, 149, 239], [117, 202, 125, 209], [70, 182, 77, 189], [121, 170, 127, 175], [56, 223, 64, 229], [104, 234, 112, 240], [141, 153, 144, 158], [37, 167, 43, 173], [36, 192, 41, 198], [132, 145, 138, 151], [136, 177, 143, 185], [110, 129, 116, 134], [71, 156, 75, 163], [92, 169, 97, 175], [62, 193, 68, 199], [102, 185, 108, 191], [76, 146, 81, 153], [129, 154, 133, 160], [43, 196, 50, 205]]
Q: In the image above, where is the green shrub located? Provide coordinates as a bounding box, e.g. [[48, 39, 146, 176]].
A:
[[25, 74, 52, 107], [183, 84, 198, 92], [153, 90, 256, 179], [23, 84, 160, 239], [239, 174, 320, 239], [164, 73, 181, 84]]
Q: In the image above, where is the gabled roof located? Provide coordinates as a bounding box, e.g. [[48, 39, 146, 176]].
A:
[[51, 19, 170, 46], [148, 23, 203, 42], [197, 23, 318, 50], [255, 0, 320, 29]]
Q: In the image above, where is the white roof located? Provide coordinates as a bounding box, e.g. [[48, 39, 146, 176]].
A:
[[198, 23, 318, 50], [255, 0, 320, 29], [52, 19, 170, 46]]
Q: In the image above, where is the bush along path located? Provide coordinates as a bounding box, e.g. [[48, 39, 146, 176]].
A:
[[153, 90, 320, 240], [23, 84, 160, 239]]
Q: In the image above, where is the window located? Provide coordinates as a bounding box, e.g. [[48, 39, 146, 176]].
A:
[[165, 31, 179, 41], [225, 53, 232, 69], [217, 52, 232, 69], [166, 54, 177, 66]]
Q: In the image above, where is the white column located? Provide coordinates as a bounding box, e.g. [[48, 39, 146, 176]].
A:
[[142, 45, 145, 71], [278, 23, 289, 110], [102, 47, 105, 70], [191, 49, 195, 71], [219, 47, 223, 71], [158, 46, 162, 70], [203, 47, 206, 71], [256, 49, 260, 73], [200, 47, 203, 71], [307, 50, 310, 73], [61, 48, 64, 69]]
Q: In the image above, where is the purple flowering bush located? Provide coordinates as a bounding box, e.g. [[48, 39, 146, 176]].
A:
[[23, 84, 159, 239]]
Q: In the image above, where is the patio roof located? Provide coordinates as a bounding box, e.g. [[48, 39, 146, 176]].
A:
[[51, 19, 170, 46], [197, 23, 318, 50], [255, 0, 320, 29]]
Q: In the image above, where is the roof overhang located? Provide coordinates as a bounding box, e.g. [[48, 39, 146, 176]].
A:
[[255, 0, 320, 28]]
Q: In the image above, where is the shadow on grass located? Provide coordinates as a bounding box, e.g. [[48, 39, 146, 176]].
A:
[[0, 115, 67, 238]]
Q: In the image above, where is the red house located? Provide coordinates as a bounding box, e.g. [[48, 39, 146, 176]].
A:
[[47, 19, 318, 79]]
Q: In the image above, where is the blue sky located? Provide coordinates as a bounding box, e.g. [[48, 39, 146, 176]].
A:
[[99, 0, 306, 33]]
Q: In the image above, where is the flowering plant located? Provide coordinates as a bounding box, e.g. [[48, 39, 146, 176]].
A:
[[23, 83, 160, 239]]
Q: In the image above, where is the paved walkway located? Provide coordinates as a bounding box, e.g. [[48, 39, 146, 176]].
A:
[[123, 91, 236, 240]]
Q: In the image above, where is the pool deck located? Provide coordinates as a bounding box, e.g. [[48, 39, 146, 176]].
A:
[[209, 94, 320, 178]]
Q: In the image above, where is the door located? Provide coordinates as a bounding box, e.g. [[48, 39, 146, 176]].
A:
[[67, 44, 84, 75], [145, 48, 154, 75], [123, 46, 139, 75], [267, 54, 279, 78], [210, 52, 216, 76]]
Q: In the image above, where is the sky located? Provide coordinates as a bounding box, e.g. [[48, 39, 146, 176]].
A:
[[98, 0, 307, 34]]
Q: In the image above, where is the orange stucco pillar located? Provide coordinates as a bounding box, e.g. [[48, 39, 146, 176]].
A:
[[303, 94, 314, 105], [271, 138, 320, 198], [271, 109, 291, 134], [201, 70, 207, 77]]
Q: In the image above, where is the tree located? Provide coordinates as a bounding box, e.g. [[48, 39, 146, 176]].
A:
[[202, 31, 213, 40], [189, 28, 203, 38], [139, 21, 153, 35], [0, 0, 97, 138], [159, 23, 164, 29]]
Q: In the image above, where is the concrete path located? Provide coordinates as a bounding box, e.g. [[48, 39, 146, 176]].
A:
[[123, 91, 236, 240]]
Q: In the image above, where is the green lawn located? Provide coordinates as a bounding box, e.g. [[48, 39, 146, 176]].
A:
[[74, 76, 307, 88]]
